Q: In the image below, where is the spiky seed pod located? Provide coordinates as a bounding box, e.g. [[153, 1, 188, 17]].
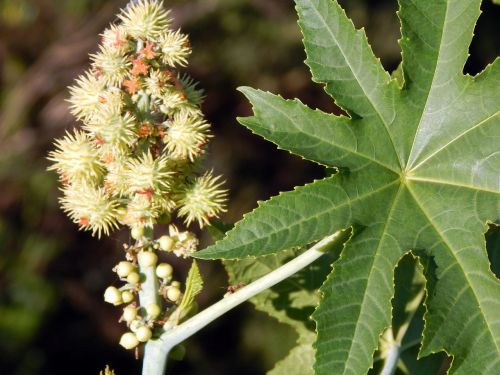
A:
[[144, 69, 167, 98], [48, 130, 104, 185], [179, 74, 205, 106], [122, 193, 160, 228], [118, 0, 170, 40], [157, 87, 188, 116], [60, 183, 119, 237], [163, 111, 211, 161], [177, 172, 227, 227], [126, 151, 173, 195], [68, 72, 107, 122], [104, 159, 129, 196], [158, 29, 191, 67], [91, 46, 130, 87], [85, 109, 137, 151], [100, 24, 131, 54], [94, 87, 125, 117]]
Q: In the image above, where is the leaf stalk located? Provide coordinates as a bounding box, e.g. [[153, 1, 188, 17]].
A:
[[141, 230, 346, 375]]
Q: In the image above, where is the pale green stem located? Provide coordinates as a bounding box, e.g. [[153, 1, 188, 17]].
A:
[[379, 288, 426, 374], [141, 231, 345, 375], [380, 343, 401, 375], [137, 231, 164, 375]]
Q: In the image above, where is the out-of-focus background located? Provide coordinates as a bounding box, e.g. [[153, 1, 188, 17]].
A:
[[0, 0, 498, 374]]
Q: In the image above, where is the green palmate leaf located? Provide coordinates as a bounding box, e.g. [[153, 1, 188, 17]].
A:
[[197, 0, 500, 373]]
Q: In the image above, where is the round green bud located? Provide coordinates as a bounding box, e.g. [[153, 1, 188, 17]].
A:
[[158, 235, 174, 252], [129, 319, 142, 333], [123, 306, 138, 323], [167, 286, 181, 302], [121, 290, 135, 303], [127, 272, 140, 285], [116, 261, 135, 278], [156, 263, 173, 279], [146, 303, 161, 319], [171, 281, 181, 288], [131, 226, 144, 240], [104, 286, 123, 305], [119, 332, 139, 350], [138, 251, 158, 268], [135, 326, 152, 342]]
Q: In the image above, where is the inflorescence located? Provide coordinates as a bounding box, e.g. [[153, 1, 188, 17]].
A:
[[48, 0, 227, 351]]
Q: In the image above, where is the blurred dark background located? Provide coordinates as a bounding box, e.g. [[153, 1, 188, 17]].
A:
[[0, 0, 498, 374]]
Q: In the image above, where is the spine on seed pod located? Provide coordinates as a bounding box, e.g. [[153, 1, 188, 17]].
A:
[[48, 0, 226, 351]]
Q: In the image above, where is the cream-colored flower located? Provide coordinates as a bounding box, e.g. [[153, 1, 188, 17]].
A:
[[168, 225, 199, 258]]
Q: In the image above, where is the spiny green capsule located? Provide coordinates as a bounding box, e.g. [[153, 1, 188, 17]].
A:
[[138, 251, 158, 267], [119, 332, 139, 349], [104, 286, 123, 305]]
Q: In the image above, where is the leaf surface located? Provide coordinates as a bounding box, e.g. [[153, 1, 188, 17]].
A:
[[197, 0, 500, 373]]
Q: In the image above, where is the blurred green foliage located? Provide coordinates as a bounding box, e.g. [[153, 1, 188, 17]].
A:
[[0, 0, 498, 374]]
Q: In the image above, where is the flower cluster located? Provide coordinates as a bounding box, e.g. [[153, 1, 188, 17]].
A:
[[103, 226, 194, 350], [48, 0, 227, 238]]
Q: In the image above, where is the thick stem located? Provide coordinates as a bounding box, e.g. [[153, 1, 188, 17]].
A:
[[380, 343, 400, 375], [137, 232, 164, 375], [141, 231, 346, 375]]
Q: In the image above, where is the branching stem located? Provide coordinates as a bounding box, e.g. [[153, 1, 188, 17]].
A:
[[141, 231, 345, 375]]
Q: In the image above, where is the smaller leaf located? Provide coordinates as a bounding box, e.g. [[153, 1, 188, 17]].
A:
[[176, 260, 203, 320]]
